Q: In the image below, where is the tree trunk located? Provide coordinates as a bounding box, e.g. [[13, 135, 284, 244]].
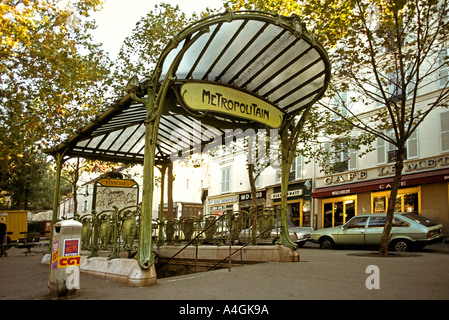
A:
[[73, 157, 79, 217], [379, 145, 405, 255], [276, 125, 298, 250]]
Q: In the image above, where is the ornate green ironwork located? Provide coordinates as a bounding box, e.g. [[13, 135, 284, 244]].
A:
[[80, 214, 92, 250], [204, 216, 218, 242], [120, 206, 139, 251], [229, 212, 246, 242], [165, 219, 177, 244], [98, 211, 113, 250], [181, 217, 195, 242], [257, 212, 275, 239]]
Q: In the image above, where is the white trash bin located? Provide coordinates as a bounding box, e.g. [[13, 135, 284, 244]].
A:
[[48, 219, 83, 298]]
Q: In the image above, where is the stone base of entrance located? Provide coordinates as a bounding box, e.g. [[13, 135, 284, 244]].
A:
[[41, 245, 297, 287], [80, 256, 157, 286], [154, 244, 299, 263], [41, 254, 157, 287]]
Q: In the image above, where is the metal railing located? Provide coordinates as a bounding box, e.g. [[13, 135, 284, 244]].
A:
[[76, 206, 285, 260]]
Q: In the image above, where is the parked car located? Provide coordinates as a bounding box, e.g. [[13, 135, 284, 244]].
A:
[[309, 212, 443, 252], [239, 219, 313, 246]]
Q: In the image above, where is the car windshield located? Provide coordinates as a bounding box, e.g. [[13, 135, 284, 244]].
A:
[[401, 213, 439, 227]]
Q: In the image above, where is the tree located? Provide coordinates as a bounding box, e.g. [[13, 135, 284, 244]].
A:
[[0, 0, 113, 209], [226, 0, 449, 254], [308, 0, 449, 255], [0, 146, 56, 210]]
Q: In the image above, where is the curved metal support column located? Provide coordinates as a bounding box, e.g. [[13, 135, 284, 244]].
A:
[[134, 83, 159, 269], [156, 160, 169, 247], [276, 126, 298, 250], [134, 28, 211, 269], [275, 108, 312, 250]]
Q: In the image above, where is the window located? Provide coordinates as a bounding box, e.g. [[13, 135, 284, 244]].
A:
[[368, 216, 409, 228], [221, 167, 231, 193], [376, 129, 418, 164], [346, 217, 368, 229], [322, 195, 357, 228], [402, 213, 438, 227], [440, 111, 449, 153], [407, 130, 418, 159], [324, 141, 357, 173], [294, 155, 303, 180], [438, 48, 448, 89], [388, 72, 402, 101], [275, 155, 302, 182], [371, 187, 420, 213], [392, 217, 410, 228], [333, 91, 348, 120], [368, 216, 386, 228]]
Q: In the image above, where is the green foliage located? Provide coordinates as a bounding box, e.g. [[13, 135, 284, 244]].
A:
[[0, 0, 113, 209], [111, 3, 214, 97]]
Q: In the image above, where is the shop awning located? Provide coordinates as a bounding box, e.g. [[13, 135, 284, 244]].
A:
[[44, 11, 331, 164], [312, 168, 449, 198]]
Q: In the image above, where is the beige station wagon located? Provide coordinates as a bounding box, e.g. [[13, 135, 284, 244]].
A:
[[309, 212, 444, 252]]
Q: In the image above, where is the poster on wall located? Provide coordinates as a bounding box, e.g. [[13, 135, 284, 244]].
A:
[[93, 178, 139, 212]]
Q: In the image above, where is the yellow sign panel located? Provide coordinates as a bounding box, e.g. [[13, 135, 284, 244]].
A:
[[97, 179, 137, 188], [180, 83, 283, 128]]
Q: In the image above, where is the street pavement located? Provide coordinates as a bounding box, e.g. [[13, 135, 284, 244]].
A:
[[1, 242, 449, 306]]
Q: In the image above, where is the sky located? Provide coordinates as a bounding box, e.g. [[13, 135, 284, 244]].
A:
[[90, 0, 226, 58]]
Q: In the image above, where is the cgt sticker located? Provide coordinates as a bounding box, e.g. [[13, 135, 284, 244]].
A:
[[58, 256, 81, 268]]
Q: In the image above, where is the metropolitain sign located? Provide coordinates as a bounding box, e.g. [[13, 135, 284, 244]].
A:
[[180, 83, 283, 128]]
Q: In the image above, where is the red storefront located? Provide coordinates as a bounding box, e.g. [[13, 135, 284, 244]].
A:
[[312, 168, 449, 232]]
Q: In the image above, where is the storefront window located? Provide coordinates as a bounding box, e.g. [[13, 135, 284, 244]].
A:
[[404, 193, 418, 212], [373, 196, 386, 213], [324, 203, 333, 228], [302, 200, 311, 227], [371, 187, 420, 213], [290, 203, 301, 226], [322, 195, 357, 228], [275, 199, 311, 227], [334, 202, 344, 226]]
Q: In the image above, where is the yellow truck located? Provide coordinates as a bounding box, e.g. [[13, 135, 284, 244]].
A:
[[0, 210, 28, 242]]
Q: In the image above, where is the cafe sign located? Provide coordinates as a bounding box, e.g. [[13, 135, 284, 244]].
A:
[[180, 82, 283, 128]]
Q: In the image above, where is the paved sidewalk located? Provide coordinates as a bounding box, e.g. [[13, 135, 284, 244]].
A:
[[1, 242, 449, 303]]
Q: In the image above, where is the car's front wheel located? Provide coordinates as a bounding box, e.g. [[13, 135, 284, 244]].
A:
[[391, 239, 410, 252], [319, 237, 334, 249]]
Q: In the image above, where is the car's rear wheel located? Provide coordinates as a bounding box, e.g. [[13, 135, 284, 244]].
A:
[[391, 239, 410, 252], [319, 237, 334, 249]]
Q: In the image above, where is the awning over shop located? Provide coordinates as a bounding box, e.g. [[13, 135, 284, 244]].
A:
[[312, 168, 449, 198]]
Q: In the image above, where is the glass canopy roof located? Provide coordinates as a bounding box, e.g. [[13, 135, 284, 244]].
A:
[[44, 11, 331, 164]]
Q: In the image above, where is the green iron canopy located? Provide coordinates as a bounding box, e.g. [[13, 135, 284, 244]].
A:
[[45, 11, 331, 164]]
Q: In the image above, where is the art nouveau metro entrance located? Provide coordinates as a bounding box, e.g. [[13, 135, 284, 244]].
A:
[[44, 10, 331, 284]]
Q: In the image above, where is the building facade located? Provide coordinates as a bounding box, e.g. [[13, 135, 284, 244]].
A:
[[312, 106, 449, 232], [204, 75, 449, 234]]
